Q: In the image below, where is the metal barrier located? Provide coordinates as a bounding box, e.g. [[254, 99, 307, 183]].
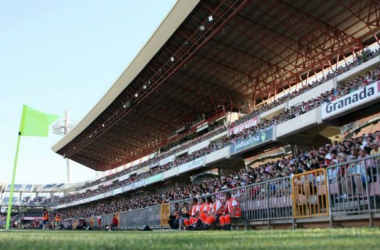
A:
[[327, 155, 380, 216], [61, 219, 73, 229], [292, 169, 329, 218], [101, 214, 113, 226], [118, 205, 161, 229], [245, 177, 293, 221]]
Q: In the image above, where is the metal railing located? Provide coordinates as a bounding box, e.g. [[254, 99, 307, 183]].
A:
[[245, 177, 293, 221], [327, 155, 380, 216], [292, 169, 329, 218], [119, 205, 161, 229]]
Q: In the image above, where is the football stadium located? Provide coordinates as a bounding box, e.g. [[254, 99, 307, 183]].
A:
[[2, 0, 380, 249]]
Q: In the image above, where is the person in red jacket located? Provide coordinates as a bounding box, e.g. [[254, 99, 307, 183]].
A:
[[219, 192, 241, 230], [184, 198, 200, 230], [110, 214, 119, 231], [203, 196, 223, 230]]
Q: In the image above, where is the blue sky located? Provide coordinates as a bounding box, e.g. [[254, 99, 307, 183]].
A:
[[0, 0, 177, 184]]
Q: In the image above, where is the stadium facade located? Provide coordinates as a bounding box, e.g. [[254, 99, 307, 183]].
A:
[[21, 0, 380, 230]]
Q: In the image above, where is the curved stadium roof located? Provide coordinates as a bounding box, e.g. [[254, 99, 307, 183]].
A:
[[52, 0, 380, 171]]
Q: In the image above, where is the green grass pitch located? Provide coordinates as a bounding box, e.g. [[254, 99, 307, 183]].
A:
[[1, 228, 380, 249]]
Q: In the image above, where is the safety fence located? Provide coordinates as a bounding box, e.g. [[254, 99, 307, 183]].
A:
[[327, 156, 380, 216], [62, 155, 380, 229], [119, 205, 161, 228], [292, 169, 329, 219]]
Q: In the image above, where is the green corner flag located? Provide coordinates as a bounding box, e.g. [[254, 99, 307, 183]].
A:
[[6, 105, 59, 230], [20, 105, 60, 137]]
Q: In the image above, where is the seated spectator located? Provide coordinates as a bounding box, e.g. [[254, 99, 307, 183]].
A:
[[109, 214, 118, 231], [168, 203, 180, 229]]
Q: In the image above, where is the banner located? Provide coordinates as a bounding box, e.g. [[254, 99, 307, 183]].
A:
[[230, 127, 273, 155], [78, 189, 86, 194], [103, 180, 113, 186], [113, 188, 122, 195], [122, 184, 133, 193], [134, 180, 145, 189], [322, 81, 380, 119], [159, 155, 176, 166], [119, 173, 130, 182], [146, 173, 163, 185], [150, 161, 159, 169], [189, 140, 210, 154], [22, 217, 42, 221], [163, 168, 178, 179], [196, 122, 208, 132], [178, 157, 205, 174], [137, 166, 149, 175], [229, 116, 258, 135]]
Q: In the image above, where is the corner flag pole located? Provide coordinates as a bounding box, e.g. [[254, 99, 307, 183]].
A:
[[5, 132, 22, 230], [4, 105, 59, 230]]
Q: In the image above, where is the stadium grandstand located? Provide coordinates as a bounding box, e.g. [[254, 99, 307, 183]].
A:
[[0, 183, 81, 207], [7, 0, 380, 231]]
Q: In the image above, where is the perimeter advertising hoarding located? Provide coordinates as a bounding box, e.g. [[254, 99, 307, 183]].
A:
[[150, 161, 159, 168], [163, 168, 178, 179], [230, 127, 273, 155], [159, 155, 176, 166], [113, 187, 122, 195], [23, 217, 42, 221], [322, 81, 380, 119], [229, 116, 258, 135], [178, 156, 205, 174], [134, 180, 145, 189], [146, 173, 163, 185], [137, 166, 149, 175], [122, 183, 133, 193], [119, 173, 130, 182]]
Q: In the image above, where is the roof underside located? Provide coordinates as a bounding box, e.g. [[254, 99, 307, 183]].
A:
[[56, 0, 380, 171]]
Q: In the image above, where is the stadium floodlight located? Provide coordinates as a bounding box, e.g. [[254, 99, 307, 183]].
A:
[[135, 93, 138, 97], [208, 15, 213, 22], [199, 25, 205, 31], [52, 110, 76, 183], [143, 85, 147, 89]]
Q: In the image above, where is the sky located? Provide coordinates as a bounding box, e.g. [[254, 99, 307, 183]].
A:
[[0, 0, 177, 185]]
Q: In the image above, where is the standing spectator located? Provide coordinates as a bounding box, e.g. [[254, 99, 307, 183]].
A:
[[42, 209, 49, 230]]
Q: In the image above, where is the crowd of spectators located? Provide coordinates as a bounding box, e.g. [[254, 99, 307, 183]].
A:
[[19, 196, 60, 206], [55, 46, 380, 206], [78, 126, 228, 191], [230, 46, 380, 128], [58, 131, 380, 220]]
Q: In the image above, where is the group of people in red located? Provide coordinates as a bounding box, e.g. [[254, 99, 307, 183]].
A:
[[169, 192, 241, 230]]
